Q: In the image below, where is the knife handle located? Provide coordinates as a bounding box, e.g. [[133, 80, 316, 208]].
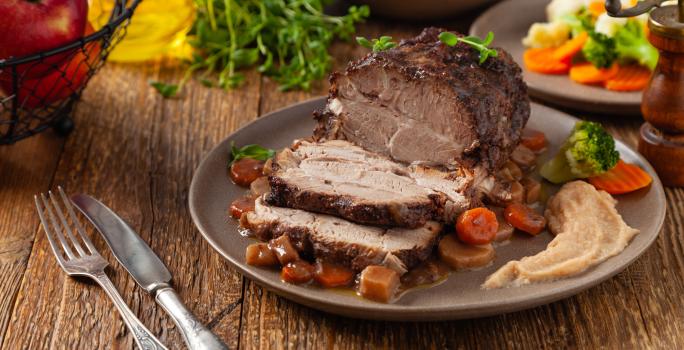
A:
[[155, 287, 228, 350]]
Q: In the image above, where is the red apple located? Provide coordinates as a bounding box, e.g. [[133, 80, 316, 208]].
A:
[[0, 0, 88, 78], [0, 23, 99, 109]]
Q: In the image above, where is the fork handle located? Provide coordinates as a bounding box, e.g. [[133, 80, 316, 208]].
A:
[[93, 272, 168, 350], [155, 287, 228, 350]]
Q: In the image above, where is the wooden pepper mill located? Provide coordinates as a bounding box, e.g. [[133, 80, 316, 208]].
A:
[[607, 0, 684, 186]]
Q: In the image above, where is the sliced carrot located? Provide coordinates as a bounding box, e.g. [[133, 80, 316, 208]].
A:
[[503, 203, 546, 235], [552, 32, 588, 63], [314, 261, 354, 288], [520, 128, 547, 152], [588, 1, 606, 17], [604, 65, 652, 91], [588, 160, 652, 194], [456, 207, 498, 245], [569, 63, 619, 85], [524, 48, 571, 74]]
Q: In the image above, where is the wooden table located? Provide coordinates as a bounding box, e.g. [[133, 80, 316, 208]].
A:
[[1, 12, 683, 349]]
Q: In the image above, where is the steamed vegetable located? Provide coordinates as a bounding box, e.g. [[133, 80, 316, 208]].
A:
[[604, 65, 652, 91], [540, 121, 619, 184], [588, 160, 652, 194], [456, 207, 498, 245], [615, 20, 658, 70], [582, 31, 618, 68]]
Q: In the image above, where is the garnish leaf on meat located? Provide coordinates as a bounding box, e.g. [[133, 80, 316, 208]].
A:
[[356, 36, 397, 52], [230, 142, 275, 165], [439, 31, 498, 64]]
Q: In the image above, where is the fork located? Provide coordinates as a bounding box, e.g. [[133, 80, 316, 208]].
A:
[[35, 187, 168, 350]]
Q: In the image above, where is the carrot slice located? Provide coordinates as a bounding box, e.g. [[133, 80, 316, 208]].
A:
[[503, 203, 546, 235], [314, 261, 354, 288], [524, 48, 571, 74], [456, 207, 498, 245], [520, 128, 547, 152], [587, 160, 652, 194], [604, 65, 652, 91], [552, 32, 588, 63], [588, 2, 606, 17], [569, 63, 619, 85]]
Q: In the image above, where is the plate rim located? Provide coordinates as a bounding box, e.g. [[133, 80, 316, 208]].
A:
[[189, 96, 666, 321], [469, 0, 642, 116]]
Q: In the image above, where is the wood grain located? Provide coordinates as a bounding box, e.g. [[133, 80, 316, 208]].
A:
[[0, 15, 683, 350]]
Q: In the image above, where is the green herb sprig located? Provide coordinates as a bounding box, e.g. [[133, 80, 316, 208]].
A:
[[356, 36, 397, 52], [152, 1, 370, 98], [230, 142, 275, 166], [438, 31, 498, 64]]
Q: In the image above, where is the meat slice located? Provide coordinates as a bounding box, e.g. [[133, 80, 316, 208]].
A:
[[242, 198, 442, 273], [265, 140, 477, 227], [314, 27, 530, 171]]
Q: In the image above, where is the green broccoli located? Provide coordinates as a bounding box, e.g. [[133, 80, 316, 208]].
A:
[[582, 32, 618, 68], [615, 20, 659, 70], [540, 121, 620, 184], [562, 11, 594, 37]]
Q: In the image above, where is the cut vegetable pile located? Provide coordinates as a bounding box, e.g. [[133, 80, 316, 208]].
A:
[[522, 0, 656, 91]]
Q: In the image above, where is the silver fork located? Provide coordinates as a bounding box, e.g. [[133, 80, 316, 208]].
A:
[[35, 187, 168, 350]]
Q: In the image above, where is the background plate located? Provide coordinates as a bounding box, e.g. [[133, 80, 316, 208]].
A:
[[470, 0, 642, 115], [189, 97, 665, 321]]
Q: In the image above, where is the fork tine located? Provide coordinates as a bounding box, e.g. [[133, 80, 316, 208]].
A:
[[58, 186, 97, 254], [48, 190, 88, 257], [40, 193, 77, 260], [35, 195, 68, 266]]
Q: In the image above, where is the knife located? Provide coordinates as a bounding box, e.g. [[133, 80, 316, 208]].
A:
[[71, 194, 228, 350]]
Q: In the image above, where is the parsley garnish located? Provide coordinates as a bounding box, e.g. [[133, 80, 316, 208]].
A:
[[356, 36, 397, 52], [230, 142, 275, 166], [438, 31, 498, 64], [153, 1, 370, 98]]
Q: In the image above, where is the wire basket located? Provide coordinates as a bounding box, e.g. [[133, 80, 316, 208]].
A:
[[0, 0, 141, 145]]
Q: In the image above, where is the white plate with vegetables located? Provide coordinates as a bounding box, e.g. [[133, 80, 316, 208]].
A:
[[188, 98, 665, 320], [471, 0, 654, 115]]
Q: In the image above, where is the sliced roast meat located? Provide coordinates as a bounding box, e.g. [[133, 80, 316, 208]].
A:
[[266, 140, 477, 226], [314, 27, 530, 171], [241, 198, 442, 273]]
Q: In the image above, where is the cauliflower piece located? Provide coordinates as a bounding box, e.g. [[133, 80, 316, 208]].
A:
[[546, 0, 584, 22], [523, 21, 571, 48], [595, 12, 628, 37]]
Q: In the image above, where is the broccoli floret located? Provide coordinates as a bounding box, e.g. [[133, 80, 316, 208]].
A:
[[540, 121, 620, 184], [582, 32, 618, 68], [615, 20, 658, 70], [562, 11, 594, 37]]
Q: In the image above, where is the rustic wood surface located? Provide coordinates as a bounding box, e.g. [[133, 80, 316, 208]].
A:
[[1, 9, 683, 349]]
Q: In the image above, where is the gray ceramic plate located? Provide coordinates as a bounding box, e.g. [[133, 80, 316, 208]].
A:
[[470, 0, 642, 115], [189, 97, 665, 321]]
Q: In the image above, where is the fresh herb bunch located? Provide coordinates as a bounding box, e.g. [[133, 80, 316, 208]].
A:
[[152, 1, 370, 98], [438, 31, 498, 64], [230, 142, 275, 166], [356, 36, 397, 52]]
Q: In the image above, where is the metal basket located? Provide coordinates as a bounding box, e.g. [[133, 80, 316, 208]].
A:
[[0, 0, 141, 145]]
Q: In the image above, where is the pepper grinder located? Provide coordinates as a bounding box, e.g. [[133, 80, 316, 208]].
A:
[[607, 0, 684, 186]]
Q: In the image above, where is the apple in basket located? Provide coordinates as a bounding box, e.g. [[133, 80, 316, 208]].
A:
[[0, 0, 89, 78], [1, 8, 97, 109]]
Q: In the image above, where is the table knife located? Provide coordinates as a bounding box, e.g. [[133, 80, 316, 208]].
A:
[[71, 194, 228, 350]]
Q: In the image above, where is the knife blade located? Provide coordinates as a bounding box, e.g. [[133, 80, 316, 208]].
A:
[[72, 194, 228, 350]]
